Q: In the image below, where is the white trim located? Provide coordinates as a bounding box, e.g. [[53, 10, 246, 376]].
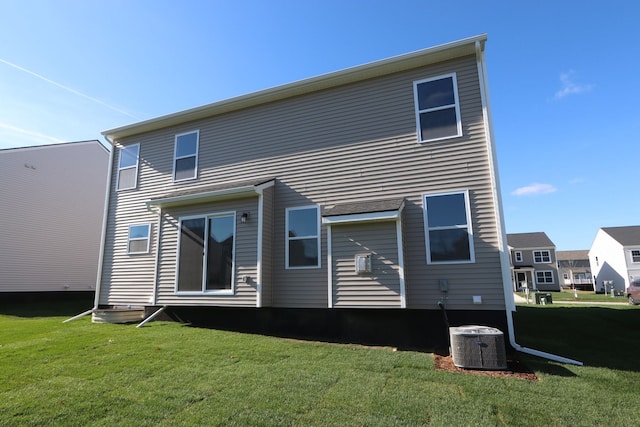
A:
[[152, 207, 162, 306], [535, 270, 555, 285], [175, 211, 237, 295], [115, 143, 139, 191], [256, 189, 264, 308], [422, 190, 475, 264], [396, 219, 406, 308], [172, 130, 199, 182], [147, 185, 257, 209], [285, 205, 321, 269], [413, 73, 462, 143], [533, 250, 551, 264], [127, 223, 151, 255], [327, 224, 333, 308], [322, 210, 400, 225]]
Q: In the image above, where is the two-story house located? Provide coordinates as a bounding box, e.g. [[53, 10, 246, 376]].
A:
[[589, 226, 640, 294], [0, 141, 109, 301], [507, 232, 561, 292], [556, 250, 592, 290], [94, 35, 515, 349]]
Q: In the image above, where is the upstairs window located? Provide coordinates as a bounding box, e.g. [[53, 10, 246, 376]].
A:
[[423, 191, 474, 264], [515, 251, 523, 262], [174, 130, 199, 181], [632, 250, 640, 263], [117, 144, 139, 190], [533, 250, 551, 263], [286, 206, 320, 269], [413, 73, 462, 143], [127, 224, 150, 254]]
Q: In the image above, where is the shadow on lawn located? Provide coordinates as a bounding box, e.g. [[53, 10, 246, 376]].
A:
[[513, 305, 640, 372], [0, 296, 93, 318]]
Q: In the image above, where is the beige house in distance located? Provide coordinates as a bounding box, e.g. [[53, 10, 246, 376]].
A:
[[95, 35, 516, 349], [0, 141, 109, 298]]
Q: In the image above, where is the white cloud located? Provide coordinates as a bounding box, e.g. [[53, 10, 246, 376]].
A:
[[511, 183, 557, 196], [554, 71, 593, 99]]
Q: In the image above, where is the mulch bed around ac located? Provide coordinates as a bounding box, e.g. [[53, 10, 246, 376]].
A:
[[434, 353, 538, 381]]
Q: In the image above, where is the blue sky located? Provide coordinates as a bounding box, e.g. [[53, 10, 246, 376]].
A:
[[1, 0, 638, 251]]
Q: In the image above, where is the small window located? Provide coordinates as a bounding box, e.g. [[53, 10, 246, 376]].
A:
[[117, 144, 139, 190], [563, 273, 569, 280], [286, 206, 320, 269], [632, 250, 640, 263], [536, 271, 554, 284], [423, 191, 474, 264], [515, 251, 523, 262], [174, 131, 199, 181], [128, 224, 150, 254], [533, 250, 551, 263], [413, 73, 462, 143]]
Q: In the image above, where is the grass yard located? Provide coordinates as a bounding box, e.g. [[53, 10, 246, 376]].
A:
[[517, 289, 628, 304], [1, 301, 638, 426]]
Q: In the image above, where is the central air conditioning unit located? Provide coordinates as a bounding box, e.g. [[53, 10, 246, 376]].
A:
[[449, 325, 507, 370]]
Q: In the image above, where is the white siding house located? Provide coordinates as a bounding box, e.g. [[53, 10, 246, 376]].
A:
[[589, 226, 640, 293], [0, 141, 109, 295]]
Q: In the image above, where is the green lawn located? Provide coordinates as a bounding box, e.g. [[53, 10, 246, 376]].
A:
[[1, 301, 638, 426], [518, 288, 628, 303]]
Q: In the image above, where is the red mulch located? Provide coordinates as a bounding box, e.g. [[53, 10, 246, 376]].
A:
[[434, 353, 538, 381]]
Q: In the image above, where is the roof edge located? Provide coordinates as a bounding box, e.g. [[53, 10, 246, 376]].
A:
[[102, 34, 487, 142]]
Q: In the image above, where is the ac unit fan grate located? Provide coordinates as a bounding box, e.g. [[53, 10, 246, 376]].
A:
[[449, 325, 507, 370]]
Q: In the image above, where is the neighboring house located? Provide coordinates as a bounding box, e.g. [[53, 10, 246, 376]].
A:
[[556, 250, 592, 291], [0, 141, 109, 298], [507, 232, 561, 292], [96, 35, 515, 348], [589, 226, 640, 293]]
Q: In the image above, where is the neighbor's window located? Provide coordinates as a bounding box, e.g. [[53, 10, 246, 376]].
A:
[[563, 273, 569, 280], [536, 271, 554, 284], [515, 251, 523, 262], [632, 250, 640, 263], [117, 143, 140, 190], [413, 73, 462, 143], [533, 250, 551, 263], [286, 206, 320, 268], [423, 191, 474, 264], [127, 224, 150, 254], [173, 130, 199, 181]]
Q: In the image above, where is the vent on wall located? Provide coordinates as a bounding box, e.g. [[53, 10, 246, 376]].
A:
[[449, 325, 507, 370]]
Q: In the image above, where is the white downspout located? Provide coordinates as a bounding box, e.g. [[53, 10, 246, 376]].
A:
[[64, 136, 115, 323], [475, 40, 582, 366], [93, 135, 115, 310]]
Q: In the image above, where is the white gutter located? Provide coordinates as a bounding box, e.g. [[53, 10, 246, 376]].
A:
[[64, 136, 115, 323], [474, 41, 582, 366]]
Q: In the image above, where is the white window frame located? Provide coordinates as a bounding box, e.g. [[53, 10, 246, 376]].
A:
[[515, 251, 523, 262], [536, 270, 555, 284], [127, 223, 150, 254], [413, 73, 462, 143], [631, 249, 640, 263], [533, 250, 551, 263], [116, 143, 140, 191], [174, 211, 236, 295], [285, 205, 321, 269], [423, 190, 475, 264], [173, 130, 199, 182]]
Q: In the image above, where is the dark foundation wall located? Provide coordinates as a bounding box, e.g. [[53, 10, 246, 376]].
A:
[[165, 306, 510, 352]]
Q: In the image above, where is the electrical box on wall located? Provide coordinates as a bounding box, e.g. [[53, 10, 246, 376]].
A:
[[355, 254, 372, 274]]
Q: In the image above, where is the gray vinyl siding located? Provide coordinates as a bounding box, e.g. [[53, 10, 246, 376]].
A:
[[0, 142, 108, 293], [331, 222, 401, 308], [101, 54, 505, 310], [260, 185, 274, 306]]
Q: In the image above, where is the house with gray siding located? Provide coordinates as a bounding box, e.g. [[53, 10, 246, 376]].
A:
[[557, 250, 592, 290], [507, 232, 561, 292], [0, 141, 109, 299], [95, 35, 515, 348]]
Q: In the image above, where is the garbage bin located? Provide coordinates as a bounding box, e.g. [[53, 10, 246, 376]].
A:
[[535, 292, 553, 304]]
